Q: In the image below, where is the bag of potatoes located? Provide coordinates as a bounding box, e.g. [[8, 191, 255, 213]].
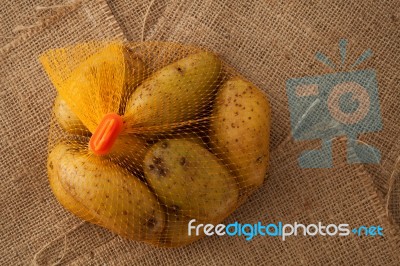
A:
[[40, 41, 271, 247]]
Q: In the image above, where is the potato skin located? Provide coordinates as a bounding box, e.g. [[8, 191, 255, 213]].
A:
[[124, 52, 222, 133], [210, 77, 271, 188], [143, 139, 238, 222], [47, 143, 165, 242], [47, 143, 97, 223], [54, 95, 89, 135]]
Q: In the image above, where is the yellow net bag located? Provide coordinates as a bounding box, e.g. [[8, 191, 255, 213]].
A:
[[40, 41, 271, 247]]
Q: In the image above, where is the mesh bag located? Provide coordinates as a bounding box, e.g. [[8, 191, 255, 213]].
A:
[[39, 41, 271, 247]]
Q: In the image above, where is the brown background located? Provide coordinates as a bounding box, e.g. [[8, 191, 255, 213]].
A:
[[1, 0, 400, 265]]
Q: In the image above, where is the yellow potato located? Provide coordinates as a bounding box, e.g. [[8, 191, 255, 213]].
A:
[[47, 144, 97, 224], [143, 139, 238, 222], [124, 51, 222, 133], [48, 143, 165, 242], [210, 77, 271, 188], [53, 94, 89, 135]]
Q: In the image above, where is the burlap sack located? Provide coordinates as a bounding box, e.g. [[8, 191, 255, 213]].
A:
[[1, 0, 400, 265]]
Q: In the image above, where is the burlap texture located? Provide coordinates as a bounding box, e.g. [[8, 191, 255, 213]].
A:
[[1, 0, 400, 265], [0, 0, 77, 47]]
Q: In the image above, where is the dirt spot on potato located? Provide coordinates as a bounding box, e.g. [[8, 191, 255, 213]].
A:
[[161, 142, 168, 149], [170, 205, 180, 213], [149, 157, 168, 177], [180, 157, 186, 166], [145, 217, 157, 229]]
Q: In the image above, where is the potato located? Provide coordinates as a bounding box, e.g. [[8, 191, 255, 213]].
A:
[[48, 143, 165, 242], [124, 51, 222, 133], [157, 208, 204, 247], [210, 77, 271, 188], [53, 94, 89, 135], [143, 139, 238, 222], [47, 144, 97, 224]]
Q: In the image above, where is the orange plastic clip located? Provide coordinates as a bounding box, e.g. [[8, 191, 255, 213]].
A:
[[89, 113, 123, 155]]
